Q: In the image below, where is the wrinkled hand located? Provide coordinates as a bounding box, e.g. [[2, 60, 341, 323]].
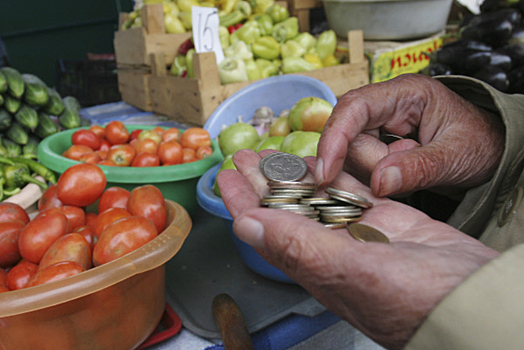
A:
[[218, 149, 500, 349], [315, 74, 505, 198]]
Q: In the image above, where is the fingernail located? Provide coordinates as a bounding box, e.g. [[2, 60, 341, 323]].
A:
[[314, 157, 325, 186], [379, 166, 402, 196], [233, 216, 265, 248]]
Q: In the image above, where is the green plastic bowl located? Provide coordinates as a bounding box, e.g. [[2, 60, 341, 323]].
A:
[[37, 125, 223, 214]]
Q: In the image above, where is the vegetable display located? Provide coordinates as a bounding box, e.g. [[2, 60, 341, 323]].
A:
[[0, 67, 91, 159], [422, 2, 524, 93], [0, 164, 168, 292]]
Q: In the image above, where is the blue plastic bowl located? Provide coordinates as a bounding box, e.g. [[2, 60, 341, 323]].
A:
[[198, 75, 338, 283]]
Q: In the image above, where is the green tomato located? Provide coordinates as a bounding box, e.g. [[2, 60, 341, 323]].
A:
[[255, 135, 284, 152], [280, 131, 320, 157], [218, 122, 260, 157], [213, 155, 237, 197], [288, 97, 333, 133]]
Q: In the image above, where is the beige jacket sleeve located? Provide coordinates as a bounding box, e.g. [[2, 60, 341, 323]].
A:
[[406, 76, 524, 350]]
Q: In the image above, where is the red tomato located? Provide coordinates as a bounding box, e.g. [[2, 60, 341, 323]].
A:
[[196, 145, 213, 159], [73, 225, 95, 248], [158, 140, 183, 165], [92, 216, 158, 266], [85, 212, 98, 228], [182, 148, 196, 163], [71, 129, 101, 150], [25, 261, 85, 288], [98, 159, 117, 166], [152, 126, 166, 136], [0, 267, 7, 286], [57, 163, 107, 207], [107, 144, 136, 166], [135, 138, 159, 155], [89, 125, 106, 139], [38, 183, 64, 211], [65, 145, 94, 161], [105, 121, 129, 145], [79, 152, 102, 164], [0, 220, 26, 268], [98, 187, 130, 214], [6, 259, 38, 290], [58, 205, 86, 232], [98, 139, 111, 152], [129, 129, 143, 142], [39, 233, 92, 270], [0, 285, 8, 293], [0, 202, 30, 224], [93, 207, 132, 244], [180, 127, 211, 150], [18, 208, 69, 264], [127, 185, 167, 234], [132, 152, 160, 167], [162, 127, 181, 142]]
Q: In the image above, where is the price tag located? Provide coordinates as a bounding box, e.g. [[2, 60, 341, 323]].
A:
[[192, 6, 225, 64]]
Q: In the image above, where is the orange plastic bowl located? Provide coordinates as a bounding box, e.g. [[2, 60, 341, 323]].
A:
[[0, 200, 191, 350]]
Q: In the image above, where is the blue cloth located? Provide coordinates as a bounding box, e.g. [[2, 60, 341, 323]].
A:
[[204, 311, 341, 350]]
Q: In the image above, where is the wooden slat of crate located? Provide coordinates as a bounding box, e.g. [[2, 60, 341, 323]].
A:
[[148, 30, 369, 126], [117, 68, 153, 112], [113, 4, 192, 66]]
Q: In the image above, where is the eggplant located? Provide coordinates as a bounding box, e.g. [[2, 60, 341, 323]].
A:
[[509, 27, 524, 45], [469, 8, 522, 27], [497, 43, 524, 68], [442, 39, 492, 52], [473, 66, 510, 92], [490, 51, 513, 71], [508, 65, 524, 94], [461, 19, 514, 48]]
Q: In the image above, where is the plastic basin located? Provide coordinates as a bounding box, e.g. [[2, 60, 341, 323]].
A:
[[37, 125, 223, 214], [0, 200, 192, 350]]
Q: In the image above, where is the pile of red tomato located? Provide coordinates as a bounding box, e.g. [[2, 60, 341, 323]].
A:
[[63, 120, 213, 167], [0, 163, 167, 292]]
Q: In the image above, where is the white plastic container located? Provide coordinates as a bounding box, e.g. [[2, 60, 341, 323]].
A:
[[321, 0, 453, 40]]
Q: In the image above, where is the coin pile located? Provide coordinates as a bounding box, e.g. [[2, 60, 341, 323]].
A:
[[258, 152, 384, 239]]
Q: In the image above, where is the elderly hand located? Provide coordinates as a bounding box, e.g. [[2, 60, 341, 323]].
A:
[[218, 149, 500, 349], [315, 74, 505, 198]]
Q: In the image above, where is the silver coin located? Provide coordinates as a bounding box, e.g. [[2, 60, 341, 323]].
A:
[[324, 222, 347, 229], [325, 188, 373, 209], [316, 205, 359, 211], [259, 152, 280, 173], [261, 152, 308, 182], [300, 198, 340, 205], [268, 181, 316, 189]]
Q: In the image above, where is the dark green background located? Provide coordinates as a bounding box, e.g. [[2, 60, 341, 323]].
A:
[[0, 1, 134, 87]]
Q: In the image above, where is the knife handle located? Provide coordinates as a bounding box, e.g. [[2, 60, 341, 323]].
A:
[[212, 293, 254, 350]]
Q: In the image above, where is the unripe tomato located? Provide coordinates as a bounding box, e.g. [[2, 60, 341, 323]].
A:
[[105, 120, 129, 145], [127, 185, 167, 233], [92, 216, 158, 266], [18, 208, 69, 264], [72, 129, 101, 150], [138, 129, 162, 144], [57, 163, 107, 207]]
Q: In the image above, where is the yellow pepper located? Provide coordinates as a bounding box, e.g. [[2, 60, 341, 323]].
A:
[[304, 53, 323, 69], [322, 54, 339, 67]]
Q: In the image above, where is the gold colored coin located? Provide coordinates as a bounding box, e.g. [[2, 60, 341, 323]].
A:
[[347, 224, 389, 243]]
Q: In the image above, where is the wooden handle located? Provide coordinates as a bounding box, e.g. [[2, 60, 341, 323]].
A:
[[212, 293, 254, 350]]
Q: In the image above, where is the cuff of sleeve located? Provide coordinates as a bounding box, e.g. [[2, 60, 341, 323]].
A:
[[406, 244, 524, 350]]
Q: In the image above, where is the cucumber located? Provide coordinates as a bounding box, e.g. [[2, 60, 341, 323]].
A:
[[35, 112, 60, 138], [4, 94, 21, 114], [0, 94, 3, 106], [62, 96, 82, 114], [80, 116, 92, 127], [0, 71, 7, 94], [6, 122, 28, 145], [14, 104, 39, 130], [2, 138, 22, 157], [58, 106, 81, 129], [0, 144, 8, 157], [0, 67, 25, 99], [43, 88, 65, 116], [22, 74, 49, 107], [0, 108, 13, 132], [23, 134, 40, 157]]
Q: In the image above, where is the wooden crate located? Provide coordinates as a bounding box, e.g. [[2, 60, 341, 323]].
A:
[[113, 4, 192, 66], [285, 0, 323, 33], [117, 67, 152, 111], [148, 30, 369, 127]]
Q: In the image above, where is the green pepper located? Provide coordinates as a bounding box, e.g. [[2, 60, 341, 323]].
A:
[[255, 58, 280, 78], [280, 39, 306, 59], [224, 40, 254, 61], [254, 14, 273, 36], [316, 29, 337, 60], [218, 57, 249, 84], [219, 10, 246, 28], [245, 59, 262, 80], [219, 26, 231, 50], [170, 55, 187, 77], [292, 32, 317, 51], [10, 157, 57, 184], [281, 57, 316, 74], [3, 163, 48, 191], [250, 0, 274, 15], [186, 49, 196, 78], [235, 1, 252, 16], [271, 17, 299, 43], [230, 20, 261, 45], [252, 36, 280, 60], [265, 3, 289, 24]]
